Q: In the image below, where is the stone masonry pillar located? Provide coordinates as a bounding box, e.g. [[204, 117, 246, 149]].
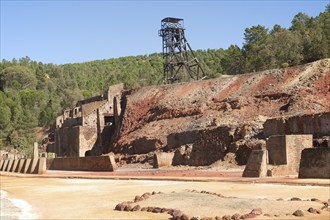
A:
[[33, 142, 39, 159]]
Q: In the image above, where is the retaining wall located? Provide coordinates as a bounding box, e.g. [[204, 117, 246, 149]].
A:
[[264, 112, 330, 138], [48, 155, 117, 172], [299, 148, 330, 179], [0, 158, 46, 174]]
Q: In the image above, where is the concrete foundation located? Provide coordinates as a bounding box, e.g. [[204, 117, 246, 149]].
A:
[[15, 159, 25, 172], [48, 155, 117, 172], [27, 159, 38, 174], [109, 155, 118, 170], [153, 152, 175, 168], [242, 150, 268, 177], [299, 148, 330, 179], [33, 142, 39, 159], [0, 160, 4, 170], [242, 135, 314, 178], [5, 160, 13, 172], [3, 160, 9, 171], [267, 165, 297, 177], [21, 159, 31, 174], [35, 158, 47, 174], [0, 160, 6, 171], [10, 160, 18, 172], [0, 158, 47, 175]]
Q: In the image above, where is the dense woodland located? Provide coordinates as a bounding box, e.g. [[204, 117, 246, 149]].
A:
[[0, 5, 329, 156]]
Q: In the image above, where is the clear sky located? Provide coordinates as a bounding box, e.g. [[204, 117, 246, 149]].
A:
[[1, 0, 328, 64]]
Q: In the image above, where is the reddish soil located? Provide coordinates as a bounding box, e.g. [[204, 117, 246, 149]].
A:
[[112, 59, 330, 157]]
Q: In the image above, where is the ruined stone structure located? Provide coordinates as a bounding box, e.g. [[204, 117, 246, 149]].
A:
[[266, 135, 312, 175], [0, 158, 46, 174], [243, 135, 313, 177], [41, 59, 329, 174], [242, 149, 268, 177], [0, 143, 47, 174], [264, 112, 330, 138], [299, 148, 330, 179], [47, 155, 117, 172], [153, 152, 174, 168], [51, 84, 123, 157]]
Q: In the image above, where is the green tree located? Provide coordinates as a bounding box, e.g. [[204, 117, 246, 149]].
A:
[[221, 45, 245, 74], [269, 26, 303, 67], [290, 9, 329, 63], [319, 4, 330, 57], [301, 17, 328, 62], [1, 66, 37, 90], [243, 25, 272, 72], [290, 12, 311, 32]]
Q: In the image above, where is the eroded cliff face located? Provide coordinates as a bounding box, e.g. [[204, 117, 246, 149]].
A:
[[111, 59, 330, 166]]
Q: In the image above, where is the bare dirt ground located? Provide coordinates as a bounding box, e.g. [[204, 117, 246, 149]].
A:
[[1, 171, 329, 220], [113, 59, 330, 155]]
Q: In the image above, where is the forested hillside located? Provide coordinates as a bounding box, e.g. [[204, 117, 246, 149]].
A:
[[0, 5, 329, 156]]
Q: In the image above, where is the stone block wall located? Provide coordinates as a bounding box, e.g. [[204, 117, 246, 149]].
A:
[[82, 100, 109, 127], [54, 126, 97, 157], [130, 137, 163, 154], [242, 149, 268, 177], [267, 136, 287, 165], [53, 83, 124, 158], [187, 126, 232, 166], [48, 155, 117, 172], [153, 152, 174, 168], [299, 148, 330, 179], [79, 127, 98, 156], [285, 135, 313, 171], [264, 112, 330, 138], [243, 135, 314, 177], [107, 83, 124, 115], [167, 130, 202, 150], [62, 117, 83, 128], [266, 135, 312, 175]]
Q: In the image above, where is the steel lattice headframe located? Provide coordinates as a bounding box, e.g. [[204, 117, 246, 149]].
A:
[[159, 17, 205, 84]]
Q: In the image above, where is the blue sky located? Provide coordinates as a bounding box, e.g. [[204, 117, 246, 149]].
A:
[[1, 0, 328, 64]]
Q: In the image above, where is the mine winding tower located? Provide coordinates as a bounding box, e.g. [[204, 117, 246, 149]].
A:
[[159, 17, 205, 84]]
